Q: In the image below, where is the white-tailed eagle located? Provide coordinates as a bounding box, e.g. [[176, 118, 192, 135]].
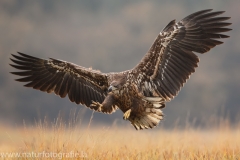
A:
[[10, 9, 231, 130]]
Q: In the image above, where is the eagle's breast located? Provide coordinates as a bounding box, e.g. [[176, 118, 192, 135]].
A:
[[111, 77, 139, 113]]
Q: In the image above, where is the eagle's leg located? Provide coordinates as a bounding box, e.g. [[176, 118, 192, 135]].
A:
[[90, 93, 116, 113], [123, 109, 132, 120]]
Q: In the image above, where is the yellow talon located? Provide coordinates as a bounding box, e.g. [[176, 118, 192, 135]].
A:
[[90, 101, 103, 112], [123, 109, 131, 120]]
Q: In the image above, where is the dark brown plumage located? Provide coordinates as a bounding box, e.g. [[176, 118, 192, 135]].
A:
[[10, 9, 231, 130]]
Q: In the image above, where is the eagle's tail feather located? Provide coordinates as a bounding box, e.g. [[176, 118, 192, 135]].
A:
[[128, 97, 165, 130], [130, 107, 164, 130]]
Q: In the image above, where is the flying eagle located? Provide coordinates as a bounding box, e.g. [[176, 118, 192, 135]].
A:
[[10, 9, 231, 130]]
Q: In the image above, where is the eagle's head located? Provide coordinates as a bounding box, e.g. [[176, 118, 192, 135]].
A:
[[108, 72, 127, 93], [108, 81, 122, 93], [108, 74, 127, 94]]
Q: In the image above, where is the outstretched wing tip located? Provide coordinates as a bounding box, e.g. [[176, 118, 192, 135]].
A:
[[10, 52, 110, 112], [132, 9, 231, 101], [16, 52, 26, 57]]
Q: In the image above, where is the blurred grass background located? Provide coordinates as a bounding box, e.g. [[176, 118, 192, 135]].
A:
[[0, 112, 240, 159]]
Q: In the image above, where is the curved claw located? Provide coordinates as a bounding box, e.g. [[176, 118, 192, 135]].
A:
[[90, 101, 103, 112], [123, 109, 131, 120]]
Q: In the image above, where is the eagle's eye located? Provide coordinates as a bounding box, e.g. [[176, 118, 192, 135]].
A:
[[108, 85, 117, 93]]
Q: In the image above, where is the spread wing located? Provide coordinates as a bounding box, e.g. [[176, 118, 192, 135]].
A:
[[132, 9, 231, 101], [10, 52, 114, 112]]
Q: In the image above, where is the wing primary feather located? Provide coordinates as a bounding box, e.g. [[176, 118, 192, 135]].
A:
[[84, 84, 91, 106], [15, 76, 34, 82], [59, 73, 70, 98], [90, 86, 98, 103], [17, 52, 40, 60], [169, 55, 193, 76], [198, 17, 231, 24], [167, 63, 185, 85], [10, 71, 32, 76], [10, 58, 32, 66], [75, 79, 81, 104], [66, 75, 73, 93], [24, 80, 40, 88], [164, 70, 181, 92], [202, 22, 232, 29], [181, 9, 212, 21], [195, 11, 225, 20], [205, 28, 232, 33], [11, 54, 37, 62], [46, 72, 65, 93], [32, 73, 54, 90], [54, 73, 66, 95], [10, 64, 30, 70], [40, 73, 58, 92], [68, 78, 76, 102], [158, 81, 172, 98], [79, 81, 85, 104], [162, 79, 177, 96]]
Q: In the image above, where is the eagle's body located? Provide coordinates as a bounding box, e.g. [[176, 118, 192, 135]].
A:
[[10, 9, 231, 130]]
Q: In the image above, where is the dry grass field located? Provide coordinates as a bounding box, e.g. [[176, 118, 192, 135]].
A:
[[0, 114, 240, 160]]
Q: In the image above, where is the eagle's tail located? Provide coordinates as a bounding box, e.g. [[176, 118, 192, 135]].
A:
[[129, 97, 165, 130]]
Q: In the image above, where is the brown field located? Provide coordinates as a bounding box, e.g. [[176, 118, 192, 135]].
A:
[[0, 115, 240, 160]]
